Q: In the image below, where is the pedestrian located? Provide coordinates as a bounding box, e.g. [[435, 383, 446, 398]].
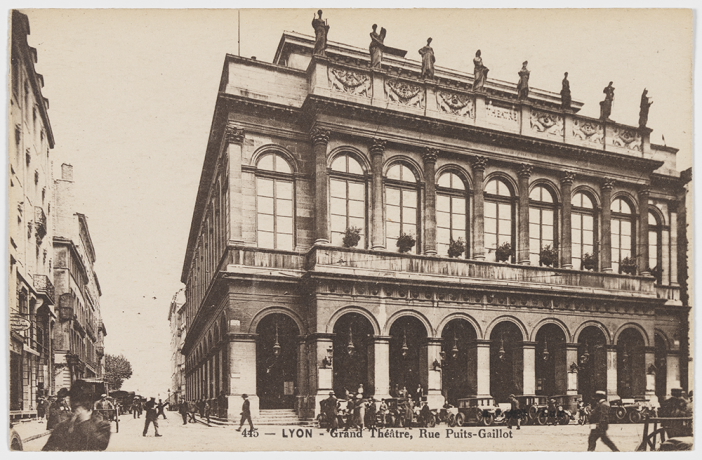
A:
[[235, 394, 254, 432], [587, 391, 618, 451], [156, 399, 168, 419], [47, 388, 71, 431], [188, 400, 197, 423], [366, 398, 377, 429], [507, 394, 521, 430], [547, 398, 557, 425], [42, 379, 111, 451], [94, 394, 115, 421], [420, 401, 432, 427], [198, 398, 205, 418], [414, 384, 424, 405], [179, 400, 189, 425], [204, 400, 211, 424], [142, 397, 162, 437], [37, 396, 47, 420], [356, 396, 365, 430], [322, 392, 338, 431]]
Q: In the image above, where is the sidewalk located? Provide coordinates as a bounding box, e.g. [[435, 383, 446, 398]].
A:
[[11, 418, 52, 445]]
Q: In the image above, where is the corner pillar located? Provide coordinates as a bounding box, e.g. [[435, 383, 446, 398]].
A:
[[226, 334, 258, 420], [226, 126, 245, 244]]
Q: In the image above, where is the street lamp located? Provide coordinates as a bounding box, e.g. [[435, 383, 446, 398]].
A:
[[347, 325, 355, 356], [273, 323, 281, 358], [542, 339, 550, 361], [401, 329, 409, 358], [498, 334, 506, 361]]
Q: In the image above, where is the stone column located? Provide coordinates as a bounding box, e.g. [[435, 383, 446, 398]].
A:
[[226, 126, 245, 244], [522, 341, 536, 395], [518, 164, 533, 264], [373, 336, 391, 400], [227, 334, 258, 419], [566, 343, 579, 394], [601, 179, 615, 272], [370, 139, 387, 250], [422, 149, 439, 255], [471, 156, 488, 260], [639, 189, 651, 275], [644, 346, 656, 396], [311, 127, 331, 245], [475, 339, 491, 395], [666, 351, 681, 396], [425, 338, 444, 407], [560, 172, 575, 269], [309, 334, 334, 417], [606, 344, 618, 398]]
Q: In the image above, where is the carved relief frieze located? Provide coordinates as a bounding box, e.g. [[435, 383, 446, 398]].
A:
[[328, 67, 372, 98], [610, 126, 642, 152], [436, 90, 474, 118], [530, 109, 564, 137], [385, 79, 425, 108], [486, 101, 519, 124], [572, 119, 604, 145]]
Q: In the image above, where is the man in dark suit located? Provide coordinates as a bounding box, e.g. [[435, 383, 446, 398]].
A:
[[142, 397, 162, 437], [235, 394, 254, 432], [587, 391, 618, 451]]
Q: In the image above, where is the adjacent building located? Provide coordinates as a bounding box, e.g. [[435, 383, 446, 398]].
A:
[[168, 289, 187, 407], [180, 31, 690, 421], [52, 164, 106, 388], [9, 10, 57, 419]]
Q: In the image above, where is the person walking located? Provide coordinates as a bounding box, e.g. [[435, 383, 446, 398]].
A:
[[507, 394, 521, 430], [587, 391, 618, 451], [142, 397, 162, 437], [188, 400, 197, 423], [235, 394, 254, 432], [179, 400, 189, 425], [94, 394, 115, 421], [204, 400, 211, 424], [156, 399, 168, 419], [43, 379, 111, 451], [47, 388, 71, 430]]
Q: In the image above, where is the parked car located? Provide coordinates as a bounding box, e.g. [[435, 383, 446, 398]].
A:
[[515, 395, 548, 424], [609, 398, 643, 423], [455, 396, 504, 426], [550, 395, 579, 425], [628, 397, 653, 423], [438, 404, 459, 427]]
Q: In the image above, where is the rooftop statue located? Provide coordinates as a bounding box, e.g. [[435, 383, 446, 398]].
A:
[[517, 61, 530, 100], [560, 72, 571, 110], [473, 50, 489, 91], [639, 88, 653, 129], [418, 38, 435, 79], [369, 24, 386, 69], [312, 10, 330, 56], [600, 81, 615, 121]]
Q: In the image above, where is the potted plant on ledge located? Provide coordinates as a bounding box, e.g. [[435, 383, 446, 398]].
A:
[[539, 244, 558, 267], [581, 252, 597, 271], [342, 226, 362, 248], [447, 237, 465, 258], [620, 256, 637, 275], [495, 242, 512, 263], [396, 232, 416, 253]]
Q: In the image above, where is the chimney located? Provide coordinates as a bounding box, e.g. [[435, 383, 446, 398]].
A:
[[61, 163, 73, 181]]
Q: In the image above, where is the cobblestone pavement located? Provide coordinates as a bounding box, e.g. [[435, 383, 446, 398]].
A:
[[22, 414, 651, 452]]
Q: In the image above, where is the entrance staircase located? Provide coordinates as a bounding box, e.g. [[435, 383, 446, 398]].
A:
[[257, 409, 316, 427]]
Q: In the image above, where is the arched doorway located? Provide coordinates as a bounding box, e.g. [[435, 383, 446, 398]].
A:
[[333, 313, 374, 398], [490, 322, 523, 402], [617, 328, 646, 398], [577, 326, 607, 403], [256, 313, 299, 409], [441, 319, 477, 405], [389, 316, 427, 398], [535, 324, 567, 396], [654, 334, 667, 401]]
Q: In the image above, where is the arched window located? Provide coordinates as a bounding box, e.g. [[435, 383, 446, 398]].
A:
[[572, 192, 596, 270], [611, 197, 634, 274], [385, 163, 419, 252], [485, 178, 515, 262], [256, 153, 294, 250], [330, 154, 366, 247], [529, 185, 557, 265], [437, 172, 468, 257]]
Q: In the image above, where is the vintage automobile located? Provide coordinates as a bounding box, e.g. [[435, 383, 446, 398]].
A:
[[455, 396, 504, 426], [631, 397, 655, 423], [515, 395, 548, 425], [378, 398, 412, 428], [609, 397, 644, 424], [437, 404, 459, 427], [548, 395, 580, 425]]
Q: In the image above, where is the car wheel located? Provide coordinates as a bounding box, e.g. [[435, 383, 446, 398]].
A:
[[483, 413, 495, 426], [448, 414, 457, 427], [528, 406, 538, 422], [10, 430, 23, 451], [558, 413, 569, 425], [455, 413, 465, 427], [427, 414, 436, 428], [536, 412, 548, 425], [614, 407, 626, 422], [628, 411, 643, 424]]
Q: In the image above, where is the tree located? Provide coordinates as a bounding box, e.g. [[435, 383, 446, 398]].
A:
[[104, 354, 133, 391]]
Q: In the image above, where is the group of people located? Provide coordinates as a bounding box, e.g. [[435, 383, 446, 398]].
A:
[[174, 394, 253, 432]]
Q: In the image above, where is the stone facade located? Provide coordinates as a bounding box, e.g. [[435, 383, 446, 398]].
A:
[[179, 32, 690, 421], [168, 290, 186, 407]]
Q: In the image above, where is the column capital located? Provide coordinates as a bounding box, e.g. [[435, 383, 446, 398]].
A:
[[422, 148, 439, 164], [310, 127, 331, 145], [472, 155, 488, 172], [602, 178, 616, 191], [638, 188, 651, 198], [372, 335, 392, 343], [369, 138, 386, 156], [225, 126, 245, 144], [565, 342, 580, 350], [427, 337, 443, 345], [518, 163, 533, 178], [561, 171, 576, 185], [522, 341, 537, 348]]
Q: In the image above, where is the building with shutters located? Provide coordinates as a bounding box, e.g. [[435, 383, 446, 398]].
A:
[[179, 31, 690, 421]]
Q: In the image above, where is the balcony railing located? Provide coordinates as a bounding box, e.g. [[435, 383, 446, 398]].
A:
[[308, 246, 656, 297], [656, 285, 682, 305], [228, 246, 306, 271], [33, 274, 55, 305]]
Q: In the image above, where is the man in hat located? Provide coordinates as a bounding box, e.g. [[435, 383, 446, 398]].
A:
[[507, 394, 521, 430], [659, 388, 693, 437], [43, 379, 111, 451], [47, 388, 71, 430], [179, 399, 190, 425], [235, 394, 254, 432], [143, 397, 162, 437], [94, 394, 115, 421], [156, 399, 169, 419], [587, 391, 619, 451], [322, 391, 338, 431]]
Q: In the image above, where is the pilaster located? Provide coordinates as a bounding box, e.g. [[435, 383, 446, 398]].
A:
[[226, 126, 245, 244], [370, 139, 387, 250], [601, 179, 615, 273], [422, 149, 439, 255], [560, 172, 575, 269], [638, 188, 651, 275], [522, 341, 536, 395], [311, 127, 331, 245], [471, 156, 488, 260], [518, 164, 533, 264]]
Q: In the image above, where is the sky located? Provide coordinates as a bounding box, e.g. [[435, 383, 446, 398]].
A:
[[4, 5, 694, 401]]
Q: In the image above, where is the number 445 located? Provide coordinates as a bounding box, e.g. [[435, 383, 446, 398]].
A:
[[241, 428, 258, 437]]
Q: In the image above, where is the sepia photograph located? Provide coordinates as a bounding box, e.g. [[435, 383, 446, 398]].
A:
[[5, 3, 694, 453]]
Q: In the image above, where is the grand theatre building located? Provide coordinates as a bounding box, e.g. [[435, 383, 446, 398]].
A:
[[180, 31, 690, 421]]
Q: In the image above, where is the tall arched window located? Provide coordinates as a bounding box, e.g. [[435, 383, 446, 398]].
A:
[[572, 192, 596, 270], [330, 154, 367, 247], [529, 185, 557, 265], [611, 197, 634, 274], [437, 172, 468, 257], [648, 211, 667, 284], [256, 153, 294, 250], [484, 178, 515, 262], [385, 163, 419, 252]]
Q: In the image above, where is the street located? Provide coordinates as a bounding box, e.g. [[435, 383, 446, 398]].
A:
[[22, 414, 652, 452]]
